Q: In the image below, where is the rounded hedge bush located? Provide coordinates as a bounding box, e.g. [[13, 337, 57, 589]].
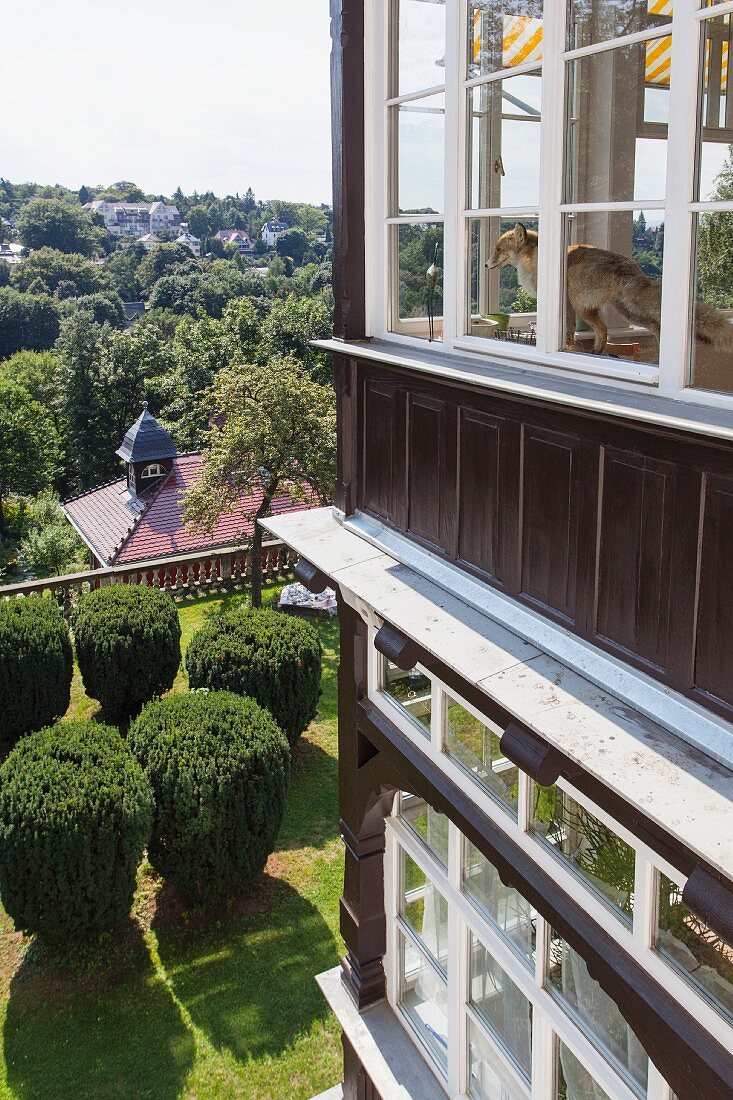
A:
[[72, 585, 181, 721], [185, 607, 322, 747], [0, 721, 153, 941], [0, 598, 73, 746], [128, 691, 290, 900]]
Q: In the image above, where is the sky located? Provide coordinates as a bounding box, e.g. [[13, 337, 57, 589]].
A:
[[1, 0, 333, 205]]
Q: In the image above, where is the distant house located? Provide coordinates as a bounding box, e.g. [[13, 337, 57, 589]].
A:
[[123, 302, 146, 326], [261, 220, 290, 248], [137, 232, 161, 252], [175, 230, 201, 257], [0, 242, 25, 265], [63, 404, 316, 569], [213, 229, 254, 254], [84, 200, 181, 240]]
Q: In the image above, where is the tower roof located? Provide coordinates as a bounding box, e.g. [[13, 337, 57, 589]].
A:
[[115, 403, 178, 464]]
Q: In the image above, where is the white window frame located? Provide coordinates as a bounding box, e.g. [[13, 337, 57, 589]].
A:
[[365, 0, 733, 409]]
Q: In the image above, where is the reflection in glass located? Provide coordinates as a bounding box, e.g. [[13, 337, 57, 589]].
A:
[[468, 1, 544, 80], [445, 697, 519, 814], [468, 1018, 528, 1100], [382, 657, 432, 732], [689, 211, 733, 394], [556, 1040, 612, 1100], [560, 210, 664, 365], [548, 931, 648, 1094], [391, 223, 444, 341], [463, 840, 536, 961], [566, 0, 671, 51], [394, 0, 446, 97], [399, 930, 449, 1072], [532, 784, 635, 920], [565, 43, 668, 205], [467, 73, 542, 210], [471, 935, 532, 1078], [466, 217, 539, 340], [697, 14, 733, 201], [401, 849, 449, 972], [401, 793, 450, 867], [394, 93, 445, 215], [656, 872, 733, 1021]]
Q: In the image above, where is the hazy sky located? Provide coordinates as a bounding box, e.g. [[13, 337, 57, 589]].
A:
[[2, 0, 333, 204]]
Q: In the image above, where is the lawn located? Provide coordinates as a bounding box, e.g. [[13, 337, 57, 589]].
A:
[[0, 588, 344, 1100]]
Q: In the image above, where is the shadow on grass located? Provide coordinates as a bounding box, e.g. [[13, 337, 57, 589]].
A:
[[154, 875, 338, 1066], [277, 736, 340, 851], [4, 925, 195, 1100]]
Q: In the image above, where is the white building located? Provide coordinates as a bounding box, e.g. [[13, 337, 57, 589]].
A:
[[84, 200, 181, 241], [137, 233, 161, 252], [175, 230, 201, 257], [260, 220, 290, 248]]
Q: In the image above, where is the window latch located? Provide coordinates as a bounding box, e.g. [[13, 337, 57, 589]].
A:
[[493, 155, 506, 177]]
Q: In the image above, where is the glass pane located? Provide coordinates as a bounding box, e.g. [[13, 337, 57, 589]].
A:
[[391, 222, 444, 341], [557, 1040, 612, 1100], [401, 849, 449, 972], [566, 42, 668, 205], [468, 1018, 529, 1100], [463, 839, 536, 962], [394, 0, 446, 98], [469, 2, 544, 80], [467, 73, 542, 210], [548, 930, 648, 1094], [567, 0, 672, 51], [382, 657, 432, 732], [400, 792, 450, 867], [560, 209, 664, 366], [445, 696, 519, 814], [394, 93, 445, 215], [696, 14, 733, 201], [656, 872, 733, 1021], [470, 934, 533, 1078], [689, 210, 733, 394], [531, 784, 635, 921], [400, 930, 449, 1072], [466, 216, 539, 340]]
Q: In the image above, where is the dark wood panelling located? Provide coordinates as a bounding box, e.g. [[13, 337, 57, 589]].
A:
[[457, 409, 503, 580], [361, 379, 400, 523], [695, 475, 733, 708], [407, 394, 446, 550]]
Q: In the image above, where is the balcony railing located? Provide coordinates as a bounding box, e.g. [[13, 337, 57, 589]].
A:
[[0, 540, 297, 615]]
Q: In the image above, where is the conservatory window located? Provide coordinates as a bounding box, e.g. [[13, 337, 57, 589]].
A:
[[380, 655, 432, 735], [444, 693, 519, 816]]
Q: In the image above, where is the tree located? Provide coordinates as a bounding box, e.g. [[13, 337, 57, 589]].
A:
[[17, 198, 101, 255], [258, 295, 332, 381], [78, 185, 91, 206], [185, 356, 336, 606], [696, 147, 733, 308], [12, 248, 109, 295], [0, 288, 60, 359], [20, 491, 86, 577], [104, 243, 145, 301], [276, 228, 310, 267], [60, 291, 125, 328], [0, 380, 57, 535], [187, 204, 212, 241], [137, 242, 196, 296]]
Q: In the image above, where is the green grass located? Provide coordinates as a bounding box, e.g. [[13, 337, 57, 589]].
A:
[[0, 588, 344, 1099]]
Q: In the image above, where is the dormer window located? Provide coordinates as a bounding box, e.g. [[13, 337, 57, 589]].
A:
[[140, 463, 166, 480]]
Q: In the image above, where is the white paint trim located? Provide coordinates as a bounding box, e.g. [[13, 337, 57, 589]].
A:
[[562, 23, 673, 62]]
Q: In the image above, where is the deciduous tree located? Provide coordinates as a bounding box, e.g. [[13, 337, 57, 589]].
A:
[[17, 198, 101, 255]]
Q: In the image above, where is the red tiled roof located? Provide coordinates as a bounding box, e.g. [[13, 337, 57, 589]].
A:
[[64, 454, 317, 566]]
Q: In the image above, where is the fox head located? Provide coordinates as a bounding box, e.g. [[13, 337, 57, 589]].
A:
[[486, 222, 538, 270]]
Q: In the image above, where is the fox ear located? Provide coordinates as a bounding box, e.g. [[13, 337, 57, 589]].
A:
[[514, 223, 528, 246]]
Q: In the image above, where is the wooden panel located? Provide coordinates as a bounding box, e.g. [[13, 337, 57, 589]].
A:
[[595, 449, 675, 670], [457, 408, 503, 580], [695, 475, 733, 706], [520, 427, 581, 622], [407, 394, 446, 549], [361, 380, 400, 522]]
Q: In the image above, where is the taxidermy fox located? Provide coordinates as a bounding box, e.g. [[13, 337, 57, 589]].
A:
[[487, 223, 733, 354]]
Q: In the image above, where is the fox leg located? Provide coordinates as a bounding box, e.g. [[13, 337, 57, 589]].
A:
[[582, 309, 607, 354], [565, 298, 577, 349]]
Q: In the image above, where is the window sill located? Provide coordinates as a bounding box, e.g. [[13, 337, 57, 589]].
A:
[[315, 337, 733, 444]]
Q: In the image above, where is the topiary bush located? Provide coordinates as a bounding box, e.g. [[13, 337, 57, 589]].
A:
[[128, 691, 290, 900], [185, 607, 322, 747], [72, 585, 181, 721], [0, 721, 153, 941], [0, 597, 73, 746]]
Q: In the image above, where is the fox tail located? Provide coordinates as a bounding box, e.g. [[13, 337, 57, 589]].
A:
[[694, 301, 733, 350]]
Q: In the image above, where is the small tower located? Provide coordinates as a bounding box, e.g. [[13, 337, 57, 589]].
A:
[[116, 402, 178, 498]]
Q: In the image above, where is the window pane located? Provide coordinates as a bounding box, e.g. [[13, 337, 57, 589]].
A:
[[394, 0, 446, 98], [400, 793, 450, 867], [469, 2, 544, 80], [689, 210, 733, 394], [556, 1040, 612, 1100], [467, 73, 542, 210], [560, 209, 664, 366], [567, 0, 672, 51], [565, 42, 669, 205], [390, 222, 444, 341], [463, 839, 536, 962], [393, 93, 445, 215], [445, 697, 519, 814], [468, 1018, 529, 1100], [466, 216, 538, 339], [470, 934, 533, 1078], [696, 13, 733, 201], [401, 849, 449, 972], [531, 784, 635, 921], [382, 657, 432, 733], [548, 931, 648, 1093], [399, 930, 448, 1072], [656, 872, 733, 1021]]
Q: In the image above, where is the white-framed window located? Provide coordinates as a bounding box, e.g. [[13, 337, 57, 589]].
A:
[[140, 462, 166, 479], [365, 0, 733, 405], [369, 636, 733, 1090]]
